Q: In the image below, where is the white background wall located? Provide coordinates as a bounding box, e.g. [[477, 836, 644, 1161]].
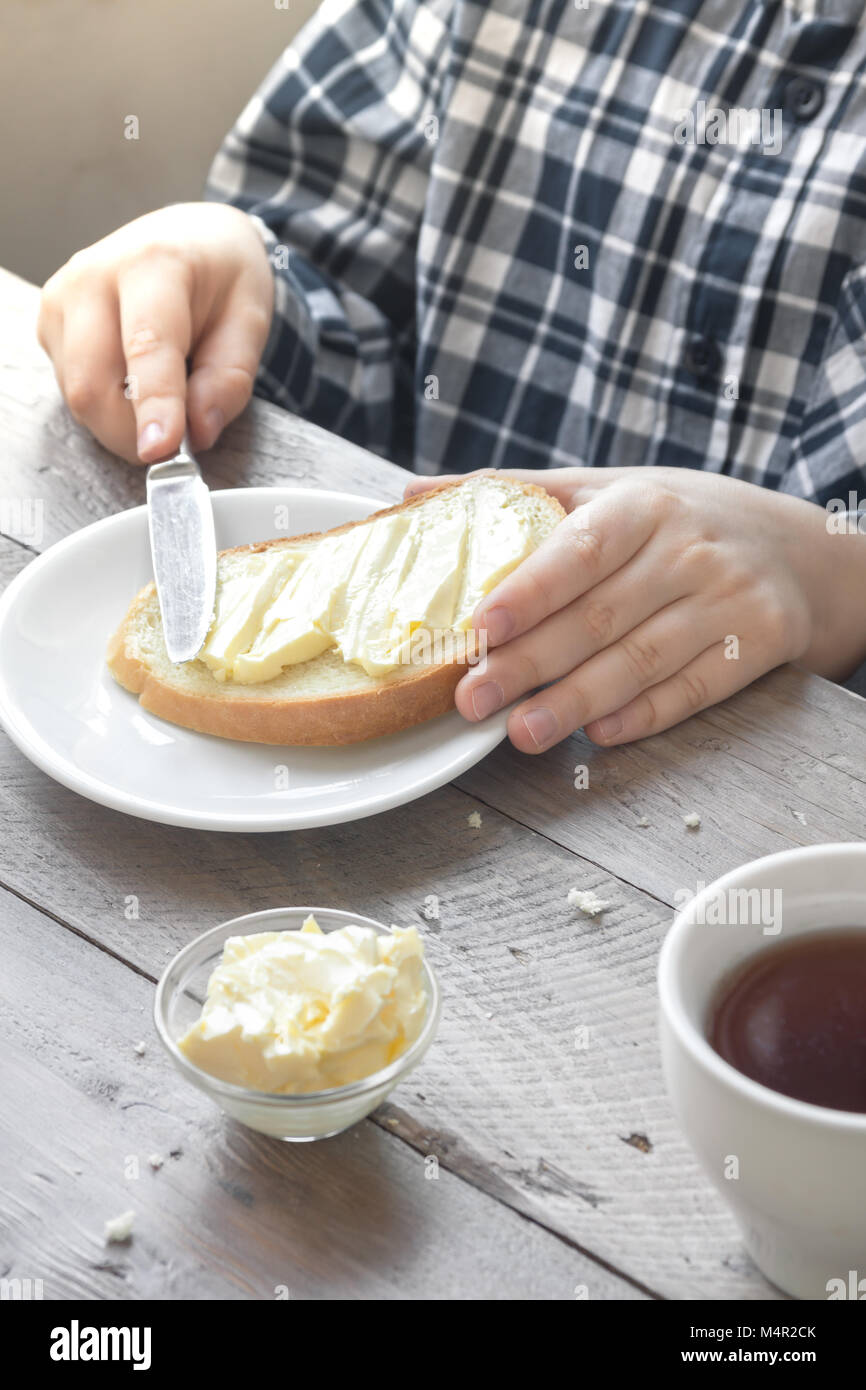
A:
[[0, 0, 319, 286]]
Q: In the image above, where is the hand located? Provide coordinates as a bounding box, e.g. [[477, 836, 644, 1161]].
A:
[[37, 203, 274, 463], [405, 467, 866, 751]]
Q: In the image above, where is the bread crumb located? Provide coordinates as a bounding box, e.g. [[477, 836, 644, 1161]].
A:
[[792, 810, 807, 826], [567, 887, 612, 917], [467, 811, 482, 829], [148, 1154, 164, 1170], [104, 1209, 135, 1243], [422, 894, 440, 921], [636, 815, 651, 828], [683, 813, 701, 830], [133, 1041, 146, 1056]]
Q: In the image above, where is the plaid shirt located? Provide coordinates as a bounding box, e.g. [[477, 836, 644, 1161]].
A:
[[207, 0, 866, 503]]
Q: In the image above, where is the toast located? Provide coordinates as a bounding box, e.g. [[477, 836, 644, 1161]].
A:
[[107, 475, 565, 746]]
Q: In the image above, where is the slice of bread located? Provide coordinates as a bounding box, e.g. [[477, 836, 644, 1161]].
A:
[[107, 475, 565, 746]]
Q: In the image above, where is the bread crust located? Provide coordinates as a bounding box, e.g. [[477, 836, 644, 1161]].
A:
[[106, 476, 565, 746]]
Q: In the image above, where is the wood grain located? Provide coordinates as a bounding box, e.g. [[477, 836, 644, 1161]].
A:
[[459, 666, 866, 907], [0, 734, 780, 1299], [1, 887, 640, 1301]]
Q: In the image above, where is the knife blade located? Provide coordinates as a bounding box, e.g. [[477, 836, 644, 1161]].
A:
[[146, 435, 217, 664]]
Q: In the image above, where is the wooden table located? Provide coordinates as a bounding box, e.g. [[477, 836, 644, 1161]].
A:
[[2, 264, 865, 1302]]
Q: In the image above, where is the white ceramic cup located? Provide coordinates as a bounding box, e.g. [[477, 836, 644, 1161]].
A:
[[658, 842, 866, 1300]]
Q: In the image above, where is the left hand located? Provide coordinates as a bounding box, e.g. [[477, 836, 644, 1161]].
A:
[[405, 466, 866, 752]]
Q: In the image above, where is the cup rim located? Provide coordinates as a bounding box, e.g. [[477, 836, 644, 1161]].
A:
[[154, 905, 441, 1107], [658, 842, 866, 1132]]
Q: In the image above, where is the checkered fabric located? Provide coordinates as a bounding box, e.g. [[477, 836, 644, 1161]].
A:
[[207, 0, 866, 501]]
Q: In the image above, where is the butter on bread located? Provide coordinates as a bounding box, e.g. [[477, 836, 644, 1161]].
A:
[[106, 475, 565, 746]]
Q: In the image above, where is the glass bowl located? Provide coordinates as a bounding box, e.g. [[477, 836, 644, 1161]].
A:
[[154, 906, 440, 1141]]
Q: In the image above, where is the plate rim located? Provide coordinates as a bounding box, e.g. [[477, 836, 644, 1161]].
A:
[[0, 486, 509, 832]]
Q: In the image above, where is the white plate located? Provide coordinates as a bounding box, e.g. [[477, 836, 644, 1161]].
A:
[[0, 487, 508, 832]]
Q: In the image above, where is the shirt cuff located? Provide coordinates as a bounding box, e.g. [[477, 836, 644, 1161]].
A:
[[247, 214, 304, 409]]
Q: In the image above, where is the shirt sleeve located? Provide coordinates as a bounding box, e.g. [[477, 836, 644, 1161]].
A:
[[781, 262, 866, 510], [205, 0, 453, 463]]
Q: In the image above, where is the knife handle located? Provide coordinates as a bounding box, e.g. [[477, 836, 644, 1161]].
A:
[[146, 435, 200, 484]]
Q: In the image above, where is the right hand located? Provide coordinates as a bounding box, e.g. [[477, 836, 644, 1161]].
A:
[[37, 203, 274, 464]]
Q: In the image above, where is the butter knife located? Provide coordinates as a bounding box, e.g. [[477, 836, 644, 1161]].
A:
[[146, 434, 217, 663]]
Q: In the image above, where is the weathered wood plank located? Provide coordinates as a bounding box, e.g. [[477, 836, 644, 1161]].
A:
[[0, 536, 34, 586], [0, 886, 644, 1302], [459, 665, 866, 907], [0, 737, 781, 1299]]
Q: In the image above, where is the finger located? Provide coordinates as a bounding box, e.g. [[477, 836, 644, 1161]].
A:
[[455, 534, 689, 720], [584, 640, 771, 746], [118, 256, 192, 461], [58, 291, 139, 462], [185, 283, 271, 451], [474, 487, 656, 648], [37, 275, 64, 361], [506, 599, 711, 752]]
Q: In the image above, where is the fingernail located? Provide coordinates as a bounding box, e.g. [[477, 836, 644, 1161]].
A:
[[521, 706, 559, 749], [471, 680, 504, 720], [482, 605, 515, 646], [138, 421, 165, 456], [203, 406, 224, 448], [594, 712, 623, 742]]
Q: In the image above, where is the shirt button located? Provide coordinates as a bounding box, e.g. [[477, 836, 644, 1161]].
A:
[[683, 335, 721, 379], [784, 76, 825, 121]]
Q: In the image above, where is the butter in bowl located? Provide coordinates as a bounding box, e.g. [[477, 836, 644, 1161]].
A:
[[155, 907, 440, 1141]]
